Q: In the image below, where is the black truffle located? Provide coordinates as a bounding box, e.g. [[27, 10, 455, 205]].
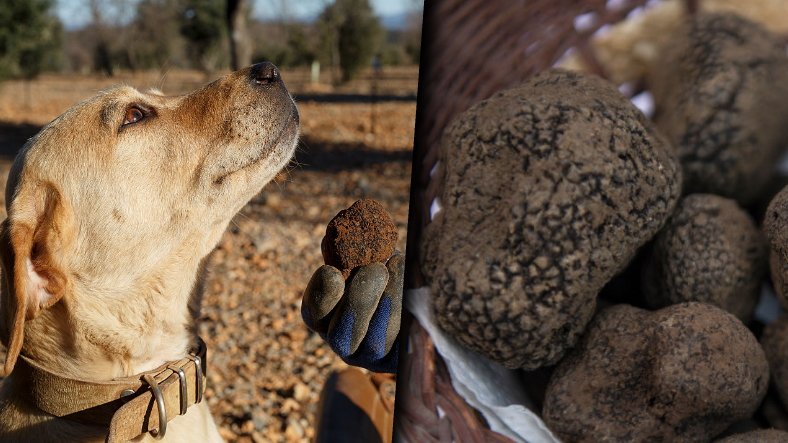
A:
[[649, 13, 788, 205], [761, 315, 788, 414], [543, 303, 769, 442], [642, 194, 766, 321], [716, 429, 788, 443], [422, 69, 682, 370], [322, 199, 398, 278], [765, 186, 788, 305]]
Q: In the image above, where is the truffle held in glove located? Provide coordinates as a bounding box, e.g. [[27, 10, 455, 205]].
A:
[[302, 199, 402, 373]]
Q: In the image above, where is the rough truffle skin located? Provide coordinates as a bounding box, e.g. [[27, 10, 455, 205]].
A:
[[422, 69, 682, 370], [543, 303, 769, 443], [642, 194, 766, 321], [761, 315, 788, 414], [765, 186, 788, 304], [715, 429, 788, 443], [321, 199, 398, 278], [649, 13, 788, 205]]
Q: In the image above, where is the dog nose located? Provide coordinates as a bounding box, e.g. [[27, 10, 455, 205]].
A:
[[250, 62, 280, 85]]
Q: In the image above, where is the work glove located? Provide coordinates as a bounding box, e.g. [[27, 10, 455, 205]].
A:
[[302, 251, 404, 373]]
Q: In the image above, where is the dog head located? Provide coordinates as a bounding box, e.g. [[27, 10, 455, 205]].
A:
[[0, 62, 299, 376]]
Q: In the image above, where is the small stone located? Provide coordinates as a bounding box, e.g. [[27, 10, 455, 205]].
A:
[[219, 428, 235, 440], [266, 193, 281, 208], [285, 419, 305, 441], [252, 412, 268, 430], [281, 398, 300, 414], [240, 420, 254, 434], [293, 382, 310, 402]]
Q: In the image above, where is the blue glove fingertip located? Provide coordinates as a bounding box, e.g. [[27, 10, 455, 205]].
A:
[[327, 310, 355, 358], [358, 296, 392, 361]]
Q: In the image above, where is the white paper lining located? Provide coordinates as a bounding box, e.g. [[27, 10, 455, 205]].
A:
[[405, 287, 560, 443]]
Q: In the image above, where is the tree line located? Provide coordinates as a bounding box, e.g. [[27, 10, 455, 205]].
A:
[[0, 0, 422, 82]]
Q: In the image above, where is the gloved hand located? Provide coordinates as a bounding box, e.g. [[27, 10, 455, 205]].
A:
[[302, 251, 404, 373]]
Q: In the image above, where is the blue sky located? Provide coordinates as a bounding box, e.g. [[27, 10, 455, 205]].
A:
[[55, 0, 422, 30]]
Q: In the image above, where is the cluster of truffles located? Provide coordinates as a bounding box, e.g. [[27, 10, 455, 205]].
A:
[[422, 11, 788, 442]]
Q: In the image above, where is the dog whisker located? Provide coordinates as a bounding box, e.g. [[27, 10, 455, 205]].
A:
[[157, 66, 171, 91], [234, 211, 254, 223], [228, 217, 249, 236]]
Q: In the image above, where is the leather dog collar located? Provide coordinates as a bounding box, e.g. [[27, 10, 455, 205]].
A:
[[16, 336, 207, 442]]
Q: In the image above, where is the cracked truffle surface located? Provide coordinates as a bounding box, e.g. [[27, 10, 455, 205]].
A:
[[543, 303, 768, 443], [321, 199, 398, 278], [422, 69, 681, 370], [765, 186, 788, 304], [761, 315, 788, 413], [643, 194, 766, 321], [649, 13, 788, 205]]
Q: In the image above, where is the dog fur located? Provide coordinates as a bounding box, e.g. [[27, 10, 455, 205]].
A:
[[0, 64, 299, 442]]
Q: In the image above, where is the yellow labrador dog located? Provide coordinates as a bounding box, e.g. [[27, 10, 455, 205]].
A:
[[0, 62, 299, 442]]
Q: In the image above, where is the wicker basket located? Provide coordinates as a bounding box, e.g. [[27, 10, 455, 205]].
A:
[[395, 0, 703, 441]]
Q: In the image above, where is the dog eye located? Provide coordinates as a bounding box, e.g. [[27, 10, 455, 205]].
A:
[[122, 107, 145, 126]]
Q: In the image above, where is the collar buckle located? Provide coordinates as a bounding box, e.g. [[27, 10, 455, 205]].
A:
[[141, 373, 167, 440], [184, 354, 204, 403], [166, 364, 188, 415]]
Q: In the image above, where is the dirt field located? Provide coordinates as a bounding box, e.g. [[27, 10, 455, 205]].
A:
[[0, 66, 417, 442]]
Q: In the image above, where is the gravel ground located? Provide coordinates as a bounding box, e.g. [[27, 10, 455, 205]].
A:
[[201, 100, 413, 442], [0, 69, 416, 442]]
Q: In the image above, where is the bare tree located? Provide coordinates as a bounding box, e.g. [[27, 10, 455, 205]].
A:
[[88, 0, 113, 75], [86, 0, 134, 76], [227, 0, 251, 69]]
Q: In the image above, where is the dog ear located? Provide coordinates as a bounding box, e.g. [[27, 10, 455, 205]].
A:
[[0, 186, 70, 376]]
